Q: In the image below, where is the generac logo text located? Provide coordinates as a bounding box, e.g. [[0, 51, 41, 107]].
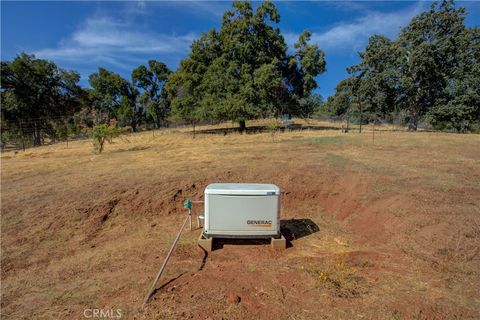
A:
[[247, 220, 272, 225]]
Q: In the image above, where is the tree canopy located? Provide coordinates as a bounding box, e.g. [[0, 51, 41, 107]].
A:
[[2, 0, 479, 151], [1, 53, 83, 146], [166, 1, 326, 131], [327, 0, 479, 132], [132, 60, 171, 128]]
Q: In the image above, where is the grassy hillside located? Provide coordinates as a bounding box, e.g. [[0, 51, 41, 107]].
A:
[[1, 120, 479, 319]]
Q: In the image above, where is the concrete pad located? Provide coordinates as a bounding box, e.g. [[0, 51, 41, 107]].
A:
[[198, 234, 213, 252], [271, 235, 286, 250]]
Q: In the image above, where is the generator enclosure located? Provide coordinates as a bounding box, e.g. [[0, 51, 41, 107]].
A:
[[203, 183, 281, 238]]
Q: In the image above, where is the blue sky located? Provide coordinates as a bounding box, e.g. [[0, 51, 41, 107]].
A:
[[1, 1, 479, 98]]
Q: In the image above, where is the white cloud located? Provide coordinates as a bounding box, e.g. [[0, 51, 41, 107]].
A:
[[122, 0, 148, 16], [137, 0, 146, 10], [165, 1, 231, 18], [34, 16, 196, 69], [285, 2, 426, 52]]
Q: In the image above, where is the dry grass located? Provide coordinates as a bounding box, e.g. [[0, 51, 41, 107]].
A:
[[1, 119, 479, 319]]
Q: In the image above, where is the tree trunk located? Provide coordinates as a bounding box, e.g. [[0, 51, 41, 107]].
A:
[[192, 123, 196, 139], [99, 137, 105, 154], [345, 113, 350, 133], [408, 90, 422, 131], [33, 121, 41, 146], [359, 100, 362, 133], [20, 126, 26, 151], [408, 102, 420, 131], [372, 118, 375, 144], [393, 105, 398, 131], [239, 120, 246, 133]]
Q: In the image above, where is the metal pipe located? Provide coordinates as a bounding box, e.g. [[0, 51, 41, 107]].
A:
[[189, 209, 192, 231], [141, 214, 190, 310]]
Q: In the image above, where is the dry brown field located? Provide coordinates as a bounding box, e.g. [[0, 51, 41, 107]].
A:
[[1, 119, 479, 319]]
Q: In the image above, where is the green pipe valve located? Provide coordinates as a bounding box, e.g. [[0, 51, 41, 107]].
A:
[[183, 199, 192, 210]]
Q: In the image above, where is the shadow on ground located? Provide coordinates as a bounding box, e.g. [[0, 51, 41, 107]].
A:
[[114, 146, 150, 153], [195, 124, 340, 135], [152, 273, 185, 297], [210, 218, 319, 250], [281, 218, 320, 248], [212, 238, 271, 250]]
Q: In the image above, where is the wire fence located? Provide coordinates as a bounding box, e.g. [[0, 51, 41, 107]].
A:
[[1, 115, 87, 151], [1, 113, 411, 153], [0, 114, 233, 152]]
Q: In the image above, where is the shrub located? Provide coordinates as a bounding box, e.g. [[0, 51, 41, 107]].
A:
[[91, 124, 121, 154]]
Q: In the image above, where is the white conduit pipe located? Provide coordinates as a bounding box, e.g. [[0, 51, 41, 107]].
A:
[[141, 213, 191, 310]]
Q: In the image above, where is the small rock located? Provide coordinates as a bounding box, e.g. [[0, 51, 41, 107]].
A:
[[227, 293, 241, 304]]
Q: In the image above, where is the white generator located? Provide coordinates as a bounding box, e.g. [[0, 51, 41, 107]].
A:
[[203, 183, 281, 238]]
